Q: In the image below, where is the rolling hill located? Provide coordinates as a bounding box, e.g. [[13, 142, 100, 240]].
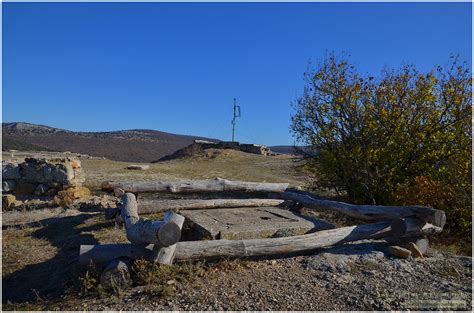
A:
[[2, 122, 219, 162]]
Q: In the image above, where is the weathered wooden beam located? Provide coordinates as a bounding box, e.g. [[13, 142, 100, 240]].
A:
[[80, 219, 390, 264], [120, 193, 181, 247], [140, 198, 286, 213], [80, 244, 152, 266], [105, 198, 287, 220], [80, 216, 443, 265], [152, 212, 186, 264], [102, 177, 289, 194], [272, 191, 446, 227]]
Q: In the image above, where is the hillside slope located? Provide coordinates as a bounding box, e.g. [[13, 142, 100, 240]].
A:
[[2, 122, 218, 162]]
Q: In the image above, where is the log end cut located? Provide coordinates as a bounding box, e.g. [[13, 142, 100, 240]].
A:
[[157, 222, 182, 247]]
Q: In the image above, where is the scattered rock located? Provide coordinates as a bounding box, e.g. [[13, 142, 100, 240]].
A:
[[406, 242, 423, 258], [2, 194, 16, 209], [54, 186, 91, 206], [34, 184, 49, 196], [388, 245, 412, 259], [79, 195, 119, 212]]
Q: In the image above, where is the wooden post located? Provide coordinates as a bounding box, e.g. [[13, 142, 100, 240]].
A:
[[152, 212, 186, 264]]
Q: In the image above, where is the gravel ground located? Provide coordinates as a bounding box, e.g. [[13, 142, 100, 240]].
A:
[[58, 240, 472, 311]]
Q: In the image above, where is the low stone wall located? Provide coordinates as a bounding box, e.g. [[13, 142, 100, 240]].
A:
[[196, 141, 272, 155], [2, 157, 86, 196]]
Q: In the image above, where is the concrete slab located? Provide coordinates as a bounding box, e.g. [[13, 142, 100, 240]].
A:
[[181, 207, 334, 240]]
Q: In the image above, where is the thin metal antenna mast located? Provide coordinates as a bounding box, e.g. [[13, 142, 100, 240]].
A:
[[231, 97, 241, 142]]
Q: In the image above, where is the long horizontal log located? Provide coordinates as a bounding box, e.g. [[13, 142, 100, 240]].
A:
[[80, 216, 441, 265], [139, 198, 286, 213], [105, 198, 286, 219], [102, 177, 289, 194], [273, 191, 446, 227], [120, 193, 181, 247]]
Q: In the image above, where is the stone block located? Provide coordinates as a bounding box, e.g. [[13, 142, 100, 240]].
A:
[[2, 162, 20, 180], [2, 194, 16, 209], [2, 180, 16, 193], [181, 207, 329, 240], [388, 245, 412, 259], [14, 182, 37, 195], [54, 186, 91, 206], [34, 184, 49, 196]]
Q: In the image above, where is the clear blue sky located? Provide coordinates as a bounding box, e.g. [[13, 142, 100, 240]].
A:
[[3, 2, 472, 146]]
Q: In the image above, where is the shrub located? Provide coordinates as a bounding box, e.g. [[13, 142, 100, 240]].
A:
[[290, 52, 471, 239]]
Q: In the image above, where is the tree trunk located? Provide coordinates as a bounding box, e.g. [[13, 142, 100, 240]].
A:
[[102, 177, 289, 194], [152, 212, 186, 264], [272, 191, 446, 227], [139, 198, 286, 213], [120, 193, 182, 246]]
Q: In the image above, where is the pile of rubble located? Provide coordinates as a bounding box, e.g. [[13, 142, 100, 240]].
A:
[[2, 157, 90, 209]]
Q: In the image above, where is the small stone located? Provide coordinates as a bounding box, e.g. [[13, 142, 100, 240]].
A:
[[2, 162, 20, 180], [70, 159, 81, 169], [388, 245, 412, 259], [406, 242, 423, 258], [2, 180, 16, 192], [54, 186, 91, 206], [34, 183, 49, 196], [2, 194, 16, 209]]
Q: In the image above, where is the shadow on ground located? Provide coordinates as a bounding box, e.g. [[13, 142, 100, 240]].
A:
[[2, 213, 108, 304]]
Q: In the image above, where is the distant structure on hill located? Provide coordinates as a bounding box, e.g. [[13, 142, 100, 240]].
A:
[[156, 139, 274, 162]]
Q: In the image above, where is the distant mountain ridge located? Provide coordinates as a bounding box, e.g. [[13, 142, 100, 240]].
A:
[[2, 122, 300, 162], [2, 122, 220, 162]]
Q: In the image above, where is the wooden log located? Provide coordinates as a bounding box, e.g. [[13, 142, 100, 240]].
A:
[[120, 193, 181, 246], [102, 177, 289, 194], [105, 198, 286, 219], [81, 218, 397, 264], [99, 257, 132, 292], [80, 243, 153, 266], [391, 217, 443, 237], [80, 217, 443, 264], [273, 191, 446, 227], [140, 198, 286, 213], [152, 212, 186, 264]]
